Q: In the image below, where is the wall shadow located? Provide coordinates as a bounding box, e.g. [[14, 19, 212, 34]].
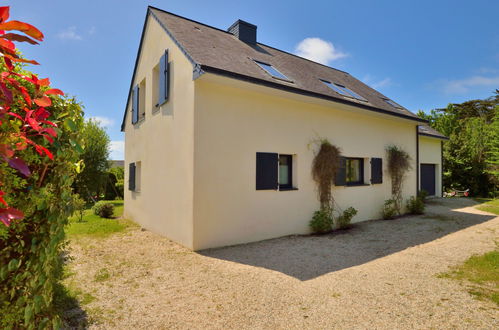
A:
[[199, 198, 496, 281]]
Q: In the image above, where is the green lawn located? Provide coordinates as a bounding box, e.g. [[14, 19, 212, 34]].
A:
[[475, 199, 499, 215], [66, 200, 137, 238], [439, 249, 499, 306]]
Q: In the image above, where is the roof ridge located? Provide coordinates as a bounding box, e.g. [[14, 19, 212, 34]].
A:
[[148, 6, 234, 36], [148, 6, 350, 75]]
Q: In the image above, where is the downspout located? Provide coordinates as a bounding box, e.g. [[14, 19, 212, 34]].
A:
[[416, 125, 419, 196], [441, 140, 443, 197]]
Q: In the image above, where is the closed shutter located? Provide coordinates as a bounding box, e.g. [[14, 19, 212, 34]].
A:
[[128, 163, 136, 191], [256, 152, 278, 190], [335, 157, 346, 186], [371, 158, 383, 184], [132, 85, 139, 124], [158, 50, 169, 105]]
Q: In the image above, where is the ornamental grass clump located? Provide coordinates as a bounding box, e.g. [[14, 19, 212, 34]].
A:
[[386, 145, 412, 215]]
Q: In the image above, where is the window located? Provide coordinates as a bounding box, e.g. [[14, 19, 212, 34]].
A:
[[256, 152, 296, 190], [321, 80, 367, 101], [254, 60, 290, 81], [278, 155, 292, 189], [346, 158, 364, 185], [383, 98, 403, 109], [139, 79, 146, 120], [152, 64, 159, 112]]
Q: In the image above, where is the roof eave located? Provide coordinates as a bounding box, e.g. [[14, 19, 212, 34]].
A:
[[198, 64, 428, 124], [418, 132, 449, 140]]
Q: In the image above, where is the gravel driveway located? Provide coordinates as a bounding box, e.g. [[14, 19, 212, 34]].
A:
[[66, 198, 498, 329]]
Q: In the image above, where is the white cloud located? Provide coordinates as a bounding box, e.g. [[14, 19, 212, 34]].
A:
[[436, 75, 499, 94], [294, 37, 347, 65], [89, 116, 114, 128], [57, 26, 82, 41], [109, 141, 124, 160]]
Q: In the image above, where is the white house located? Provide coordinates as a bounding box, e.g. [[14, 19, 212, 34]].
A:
[[121, 6, 447, 250]]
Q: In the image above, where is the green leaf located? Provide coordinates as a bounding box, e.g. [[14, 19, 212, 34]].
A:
[[64, 118, 77, 131], [24, 305, 33, 324], [8, 259, 19, 272]]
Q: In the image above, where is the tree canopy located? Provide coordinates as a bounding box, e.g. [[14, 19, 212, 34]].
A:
[[417, 90, 499, 197], [73, 119, 110, 201]]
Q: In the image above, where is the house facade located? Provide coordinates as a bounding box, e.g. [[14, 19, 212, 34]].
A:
[[121, 6, 447, 250]]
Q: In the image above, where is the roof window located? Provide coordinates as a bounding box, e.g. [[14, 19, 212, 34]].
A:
[[321, 80, 367, 101], [383, 98, 403, 109], [254, 60, 290, 81]]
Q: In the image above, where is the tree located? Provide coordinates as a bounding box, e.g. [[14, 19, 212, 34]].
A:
[[417, 91, 499, 197], [73, 119, 110, 201]]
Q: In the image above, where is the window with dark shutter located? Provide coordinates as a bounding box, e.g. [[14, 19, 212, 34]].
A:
[[132, 85, 139, 124], [371, 158, 382, 184], [158, 50, 169, 106], [335, 157, 346, 186], [256, 152, 278, 190], [128, 163, 136, 191]]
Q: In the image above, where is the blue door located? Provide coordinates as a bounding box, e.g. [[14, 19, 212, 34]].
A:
[[420, 164, 436, 196]]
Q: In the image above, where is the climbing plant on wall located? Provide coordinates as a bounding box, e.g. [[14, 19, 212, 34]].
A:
[[386, 145, 411, 215]]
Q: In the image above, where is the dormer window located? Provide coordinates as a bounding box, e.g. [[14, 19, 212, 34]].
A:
[[383, 98, 403, 109], [321, 80, 367, 101], [254, 60, 290, 81]]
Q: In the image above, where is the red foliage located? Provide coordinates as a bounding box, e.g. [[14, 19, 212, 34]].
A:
[[0, 6, 63, 226]]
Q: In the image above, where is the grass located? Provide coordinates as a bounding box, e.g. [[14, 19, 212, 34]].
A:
[[475, 199, 499, 216], [439, 249, 499, 306], [66, 200, 137, 238]]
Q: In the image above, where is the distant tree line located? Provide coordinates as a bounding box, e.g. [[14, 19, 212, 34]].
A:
[[417, 90, 498, 197], [73, 119, 124, 202]]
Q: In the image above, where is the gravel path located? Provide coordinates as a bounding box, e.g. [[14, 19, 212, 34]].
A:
[[66, 198, 498, 329]]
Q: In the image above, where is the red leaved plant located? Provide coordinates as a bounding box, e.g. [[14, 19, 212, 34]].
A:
[[0, 6, 64, 226]]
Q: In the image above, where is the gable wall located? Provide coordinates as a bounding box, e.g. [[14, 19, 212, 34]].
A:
[[123, 15, 195, 248], [192, 76, 419, 250]]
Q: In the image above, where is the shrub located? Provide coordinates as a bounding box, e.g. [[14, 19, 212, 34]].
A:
[[92, 202, 115, 218], [336, 207, 358, 229], [383, 199, 398, 219], [73, 194, 86, 222], [418, 189, 429, 203], [406, 196, 425, 215], [309, 209, 333, 234]]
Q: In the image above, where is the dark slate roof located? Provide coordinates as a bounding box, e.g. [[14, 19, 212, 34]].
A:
[[418, 125, 448, 140], [122, 7, 427, 130]]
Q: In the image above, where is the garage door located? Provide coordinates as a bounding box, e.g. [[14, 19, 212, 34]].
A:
[[420, 164, 436, 196]]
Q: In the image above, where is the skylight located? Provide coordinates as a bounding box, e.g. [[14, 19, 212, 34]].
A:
[[383, 98, 403, 109], [254, 61, 290, 81], [321, 80, 367, 101]]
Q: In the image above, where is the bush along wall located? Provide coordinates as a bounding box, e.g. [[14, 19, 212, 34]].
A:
[[0, 7, 85, 327]]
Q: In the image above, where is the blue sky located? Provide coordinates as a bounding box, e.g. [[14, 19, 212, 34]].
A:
[[12, 0, 499, 159]]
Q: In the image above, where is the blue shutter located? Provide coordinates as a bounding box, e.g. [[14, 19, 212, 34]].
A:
[[256, 152, 278, 190], [158, 50, 169, 105], [370, 158, 383, 184], [132, 85, 139, 124], [128, 163, 136, 191]]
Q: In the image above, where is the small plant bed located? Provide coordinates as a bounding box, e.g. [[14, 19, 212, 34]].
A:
[[66, 200, 137, 239], [438, 249, 499, 306]]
